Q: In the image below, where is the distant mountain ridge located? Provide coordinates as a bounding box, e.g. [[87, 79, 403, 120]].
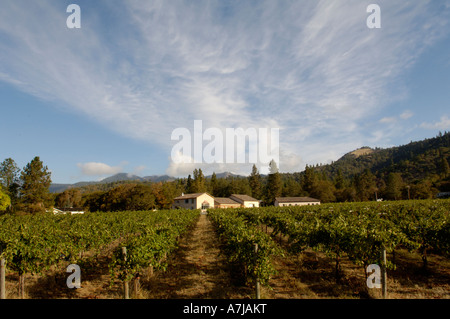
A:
[[50, 173, 177, 193], [207, 172, 244, 179], [49, 171, 244, 193]]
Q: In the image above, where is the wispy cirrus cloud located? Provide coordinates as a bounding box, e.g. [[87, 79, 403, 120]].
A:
[[1, 1, 449, 177]]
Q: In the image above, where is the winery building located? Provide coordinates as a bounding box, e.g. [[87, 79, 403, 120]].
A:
[[274, 197, 321, 207]]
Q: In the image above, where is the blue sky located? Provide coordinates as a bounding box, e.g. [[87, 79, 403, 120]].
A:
[[1, 0, 450, 184]]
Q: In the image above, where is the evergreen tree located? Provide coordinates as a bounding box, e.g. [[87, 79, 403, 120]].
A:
[[209, 172, 218, 196], [282, 178, 302, 197], [265, 160, 282, 205], [19, 156, 52, 214], [248, 164, 262, 199], [301, 165, 318, 194], [192, 168, 206, 193], [440, 157, 449, 178], [334, 169, 346, 189], [354, 169, 377, 201], [186, 174, 193, 193], [384, 172, 404, 200]]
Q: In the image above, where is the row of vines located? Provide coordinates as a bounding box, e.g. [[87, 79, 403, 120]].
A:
[[0, 199, 448, 299], [208, 199, 450, 291], [0, 209, 200, 298]]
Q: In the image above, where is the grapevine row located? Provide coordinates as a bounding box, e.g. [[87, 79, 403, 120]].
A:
[[208, 209, 282, 286], [0, 209, 200, 298], [235, 199, 450, 278]]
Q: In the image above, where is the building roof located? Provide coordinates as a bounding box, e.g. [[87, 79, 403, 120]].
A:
[[214, 197, 241, 205], [275, 197, 320, 203], [230, 194, 259, 202], [173, 193, 213, 200]]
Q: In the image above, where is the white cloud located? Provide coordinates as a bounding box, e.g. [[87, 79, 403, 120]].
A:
[[420, 116, 450, 131], [77, 162, 123, 177], [400, 110, 414, 120], [380, 117, 397, 124]]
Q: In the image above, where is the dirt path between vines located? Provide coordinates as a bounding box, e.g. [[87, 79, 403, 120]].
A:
[[144, 213, 252, 299]]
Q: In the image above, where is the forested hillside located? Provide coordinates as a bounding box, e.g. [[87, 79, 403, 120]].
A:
[[316, 131, 450, 183], [309, 131, 450, 200]]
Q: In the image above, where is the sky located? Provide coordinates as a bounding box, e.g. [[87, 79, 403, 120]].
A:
[[1, 0, 450, 184]]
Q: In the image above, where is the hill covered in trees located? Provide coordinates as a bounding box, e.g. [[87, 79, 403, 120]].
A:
[[316, 131, 450, 183], [310, 131, 450, 200]]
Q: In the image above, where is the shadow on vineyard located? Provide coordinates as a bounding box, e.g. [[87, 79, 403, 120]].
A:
[[24, 248, 125, 299], [261, 248, 450, 299], [387, 250, 450, 297]]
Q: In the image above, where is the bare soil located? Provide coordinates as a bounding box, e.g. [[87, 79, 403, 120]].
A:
[[260, 228, 450, 299], [142, 213, 252, 299]]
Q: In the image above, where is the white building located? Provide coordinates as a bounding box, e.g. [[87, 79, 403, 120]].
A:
[[52, 208, 85, 215], [172, 193, 215, 210], [229, 194, 260, 208], [274, 197, 321, 207]]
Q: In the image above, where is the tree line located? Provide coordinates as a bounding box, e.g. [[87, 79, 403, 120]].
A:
[[1, 149, 448, 215], [0, 157, 52, 214]]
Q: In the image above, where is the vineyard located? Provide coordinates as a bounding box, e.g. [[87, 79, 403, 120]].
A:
[[0, 199, 449, 299], [0, 209, 200, 299], [213, 199, 449, 291]]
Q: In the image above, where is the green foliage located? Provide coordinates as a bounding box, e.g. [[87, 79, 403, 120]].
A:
[[0, 158, 21, 211], [0, 209, 200, 289], [248, 164, 262, 199], [54, 188, 82, 209], [265, 160, 282, 205], [354, 169, 377, 201], [19, 156, 53, 213], [82, 184, 157, 212], [315, 131, 450, 195], [231, 199, 449, 278], [0, 189, 10, 211], [385, 172, 404, 200], [209, 209, 283, 286], [108, 209, 199, 283]]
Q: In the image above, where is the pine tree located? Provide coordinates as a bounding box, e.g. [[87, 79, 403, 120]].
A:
[[265, 160, 281, 205], [301, 165, 318, 194], [192, 168, 206, 193], [440, 157, 449, 178], [210, 172, 218, 196], [248, 164, 262, 199], [19, 156, 53, 214], [384, 172, 404, 200], [186, 175, 193, 193], [354, 169, 377, 201], [334, 169, 345, 189]]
